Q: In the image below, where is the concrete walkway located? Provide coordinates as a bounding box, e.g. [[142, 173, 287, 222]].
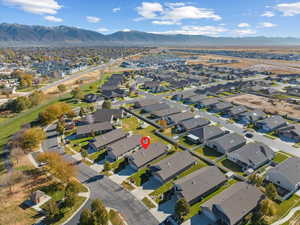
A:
[[271, 206, 300, 225]]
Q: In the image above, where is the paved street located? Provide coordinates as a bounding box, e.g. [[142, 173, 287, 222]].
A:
[[43, 124, 160, 225]]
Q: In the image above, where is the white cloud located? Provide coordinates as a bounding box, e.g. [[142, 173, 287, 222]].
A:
[[261, 11, 275, 17], [152, 20, 180, 25], [152, 25, 227, 36], [122, 29, 131, 32], [86, 16, 101, 23], [238, 23, 250, 28], [3, 0, 62, 14], [135, 2, 221, 23], [136, 2, 163, 19], [97, 28, 109, 33], [259, 22, 277, 28], [112, 7, 120, 13], [234, 29, 257, 36], [275, 2, 300, 16], [44, 15, 63, 22]]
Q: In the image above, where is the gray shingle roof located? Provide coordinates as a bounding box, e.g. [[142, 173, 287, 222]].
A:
[[207, 133, 246, 153], [198, 98, 219, 106], [267, 157, 300, 188], [239, 109, 267, 122], [179, 117, 210, 130], [93, 129, 127, 149], [188, 126, 225, 142], [152, 152, 196, 182], [108, 135, 142, 157], [77, 122, 113, 136], [151, 108, 181, 118], [82, 109, 123, 124], [227, 105, 247, 115], [128, 142, 168, 169], [202, 182, 263, 225], [142, 103, 170, 113], [134, 99, 159, 108], [256, 115, 287, 130], [228, 143, 274, 168], [168, 112, 194, 124], [174, 166, 226, 203]]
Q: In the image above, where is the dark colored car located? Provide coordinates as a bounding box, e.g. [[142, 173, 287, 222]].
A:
[[245, 133, 254, 138]]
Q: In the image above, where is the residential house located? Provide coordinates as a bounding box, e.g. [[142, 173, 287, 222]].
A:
[[141, 103, 170, 113], [201, 182, 264, 225], [227, 143, 275, 171], [150, 108, 181, 119], [150, 152, 196, 183], [84, 94, 104, 103], [172, 91, 196, 101], [286, 87, 300, 97], [183, 94, 207, 105], [81, 109, 123, 125], [186, 126, 227, 144], [196, 98, 219, 109], [210, 102, 233, 113], [102, 89, 127, 99], [134, 99, 159, 108], [225, 105, 248, 118], [89, 129, 127, 150], [238, 109, 267, 124], [143, 81, 160, 90], [107, 135, 141, 160], [176, 117, 211, 133], [76, 121, 113, 138], [174, 166, 227, 205], [127, 143, 169, 170], [255, 115, 287, 132], [206, 133, 246, 154], [166, 112, 194, 125], [266, 157, 300, 193], [276, 124, 300, 142]]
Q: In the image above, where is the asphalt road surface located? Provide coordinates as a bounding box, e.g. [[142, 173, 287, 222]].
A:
[[43, 124, 160, 225]]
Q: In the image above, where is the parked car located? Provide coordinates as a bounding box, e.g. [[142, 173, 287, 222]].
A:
[[245, 133, 254, 138]]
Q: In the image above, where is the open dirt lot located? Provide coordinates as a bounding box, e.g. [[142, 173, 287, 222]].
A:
[[225, 94, 300, 118], [0, 153, 48, 225]]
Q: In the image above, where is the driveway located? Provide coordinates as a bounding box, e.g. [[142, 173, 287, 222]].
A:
[[43, 124, 160, 225]]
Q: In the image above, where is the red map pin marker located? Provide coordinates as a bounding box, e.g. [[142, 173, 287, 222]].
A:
[[141, 136, 151, 149]]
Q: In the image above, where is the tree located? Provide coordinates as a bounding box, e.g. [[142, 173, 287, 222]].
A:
[[39, 102, 73, 125], [175, 198, 190, 219], [79, 208, 94, 225], [259, 199, 277, 217], [79, 107, 86, 117], [249, 174, 263, 187], [57, 84, 67, 94], [159, 119, 168, 131], [80, 149, 88, 160], [56, 121, 65, 135], [103, 161, 111, 172], [91, 199, 108, 225], [45, 199, 60, 220], [19, 127, 46, 152], [29, 90, 45, 106], [65, 190, 76, 207], [7, 96, 31, 113], [71, 87, 84, 100], [38, 152, 76, 183], [265, 183, 278, 201], [102, 100, 111, 109]]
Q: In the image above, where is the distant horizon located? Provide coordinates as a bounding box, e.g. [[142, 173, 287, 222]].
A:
[[1, 0, 300, 38], [2, 22, 300, 39]]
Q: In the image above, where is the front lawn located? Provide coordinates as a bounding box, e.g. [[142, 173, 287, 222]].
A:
[[142, 197, 156, 209], [184, 179, 237, 221], [194, 147, 223, 160], [178, 136, 198, 148], [70, 136, 93, 152], [121, 117, 170, 145], [150, 160, 207, 203], [273, 152, 289, 164], [218, 159, 244, 175], [128, 168, 149, 186]]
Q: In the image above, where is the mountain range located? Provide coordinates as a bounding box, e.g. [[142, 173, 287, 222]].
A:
[[1, 23, 300, 47]]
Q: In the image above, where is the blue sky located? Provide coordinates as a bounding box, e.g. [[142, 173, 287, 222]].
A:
[[1, 0, 300, 37]]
